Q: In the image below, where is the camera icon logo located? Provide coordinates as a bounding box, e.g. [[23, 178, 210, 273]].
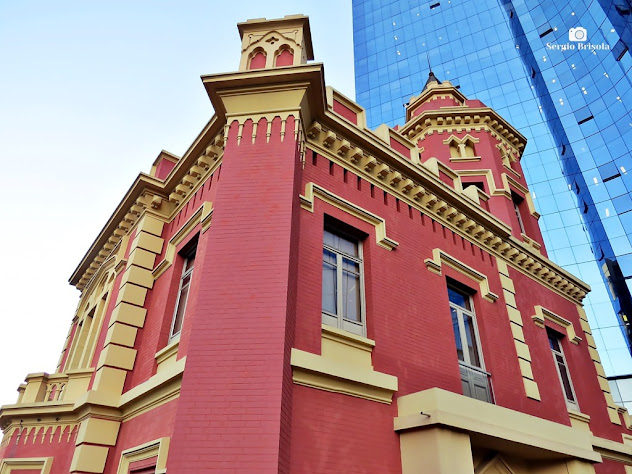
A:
[[569, 27, 588, 42]]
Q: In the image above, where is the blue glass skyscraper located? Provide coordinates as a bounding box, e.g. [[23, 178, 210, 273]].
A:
[[353, 0, 632, 375]]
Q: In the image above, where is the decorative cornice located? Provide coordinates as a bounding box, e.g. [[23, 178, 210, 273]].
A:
[[400, 107, 526, 158], [71, 125, 225, 291], [306, 118, 589, 305]]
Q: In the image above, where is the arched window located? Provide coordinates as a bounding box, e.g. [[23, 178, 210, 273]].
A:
[[249, 48, 267, 70], [275, 46, 294, 67]]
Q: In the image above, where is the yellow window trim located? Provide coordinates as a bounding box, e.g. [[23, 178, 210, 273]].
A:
[[0, 457, 53, 474], [532, 305, 582, 344], [116, 437, 170, 474], [153, 201, 213, 279], [300, 182, 399, 250], [425, 248, 499, 302]]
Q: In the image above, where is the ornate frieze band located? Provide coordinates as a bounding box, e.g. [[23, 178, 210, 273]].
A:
[[306, 119, 589, 305]]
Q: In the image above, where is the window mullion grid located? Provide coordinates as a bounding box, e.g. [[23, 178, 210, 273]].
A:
[[336, 252, 344, 329], [170, 259, 192, 338], [454, 305, 470, 366]]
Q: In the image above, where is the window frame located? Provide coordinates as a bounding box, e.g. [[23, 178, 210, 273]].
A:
[[547, 329, 579, 410], [321, 228, 367, 337], [511, 191, 527, 235], [448, 284, 494, 403], [169, 247, 196, 340], [448, 284, 486, 371]]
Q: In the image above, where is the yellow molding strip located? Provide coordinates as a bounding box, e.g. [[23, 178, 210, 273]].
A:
[[0, 457, 53, 474], [153, 201, 213, 279], [299, 182, 399, 250], [532, 305, 582, 344], [291, 348, 398, 404], [306, 128, 589, 306], [116, 437, 170, 474], [395, 388, 601, 463], [425, 248, 499, 302]]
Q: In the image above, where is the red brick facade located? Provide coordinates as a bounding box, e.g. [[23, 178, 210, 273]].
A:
[[1, 15, 632, 474]]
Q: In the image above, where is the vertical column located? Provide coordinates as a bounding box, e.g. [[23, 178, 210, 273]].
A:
[[496, 258, 540, 400], [400, 428, 474, 474], [576, 305, 621, 425], [167, 116, 301, 472], [91, 215, 163, 396], [70, 214, 164, 473]]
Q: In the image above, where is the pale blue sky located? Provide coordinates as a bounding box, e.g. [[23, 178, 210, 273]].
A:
[[0, 2, 354, 405]]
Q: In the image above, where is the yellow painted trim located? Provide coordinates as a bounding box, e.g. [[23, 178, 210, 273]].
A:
[[424, 248, 499, 302], [321, 324, 375, 351], [290, 348, 397, 404], [395, 388, 601, 463], [532, 305, 582, 344], [155, 340, 180, 375], [116, 437, 170, 474], [70, 444, 109, 473], [153, 201, 213, 279], [326, 86, 367, 129], [569, 410, 591, 431], [306, 128, 589, 305], [503, 173, 540, 219], [300, 182, 399, 250], [0, 458, 53, 474]]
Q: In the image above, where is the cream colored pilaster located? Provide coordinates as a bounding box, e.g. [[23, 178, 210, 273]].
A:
[[400, 427, 474, 474], [71, 214, 164, 473], [92, 214, 164, 396], [576, 305, 621, 425], [497, 258, 540, 400]]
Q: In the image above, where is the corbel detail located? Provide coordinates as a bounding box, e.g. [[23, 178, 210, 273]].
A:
[[305, 122, 588, 305]]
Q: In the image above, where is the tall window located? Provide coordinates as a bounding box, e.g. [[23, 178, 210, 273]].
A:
[[548, 330, 578, 409], [511, 191, 526, 234], [170, 248, 196, 339], [449, 285, 492, 402], [322, 229, 365, 336]]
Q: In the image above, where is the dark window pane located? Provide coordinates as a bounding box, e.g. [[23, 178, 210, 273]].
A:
[[448, 287, 469, 309], [451, 307, 464, 361], [557, 361, 575, 402], [172, 284, 190, 336], [463, 314, 481, 367]]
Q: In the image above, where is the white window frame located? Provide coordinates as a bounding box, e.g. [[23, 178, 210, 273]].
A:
[[321, 230, 366, 337], [169, 252, 195, 340], [449, 286, 493, 403], [449, 287, 485, 370], [548, 331, 579, 410], [512, 193, 526, 234]]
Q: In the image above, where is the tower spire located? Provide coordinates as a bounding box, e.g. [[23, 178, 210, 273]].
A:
[[424, 51, 440, 89]]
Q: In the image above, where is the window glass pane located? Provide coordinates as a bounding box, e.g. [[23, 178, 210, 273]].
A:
[[322, 249, 337, 314], [342, 257, 360, 274], [548, 334, 561, 351], [557, 360, 576, 402], [339, 238, 358, 257], [172, 284, 190, 336], [448, 287, 470, 310], [324, 229, 358, 257], [451, 307, 464, 362], [463, 314, 481, 367], [323, 230, 338, 248], [342, 269, 361, 321], [184, 255, 195, 273]]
